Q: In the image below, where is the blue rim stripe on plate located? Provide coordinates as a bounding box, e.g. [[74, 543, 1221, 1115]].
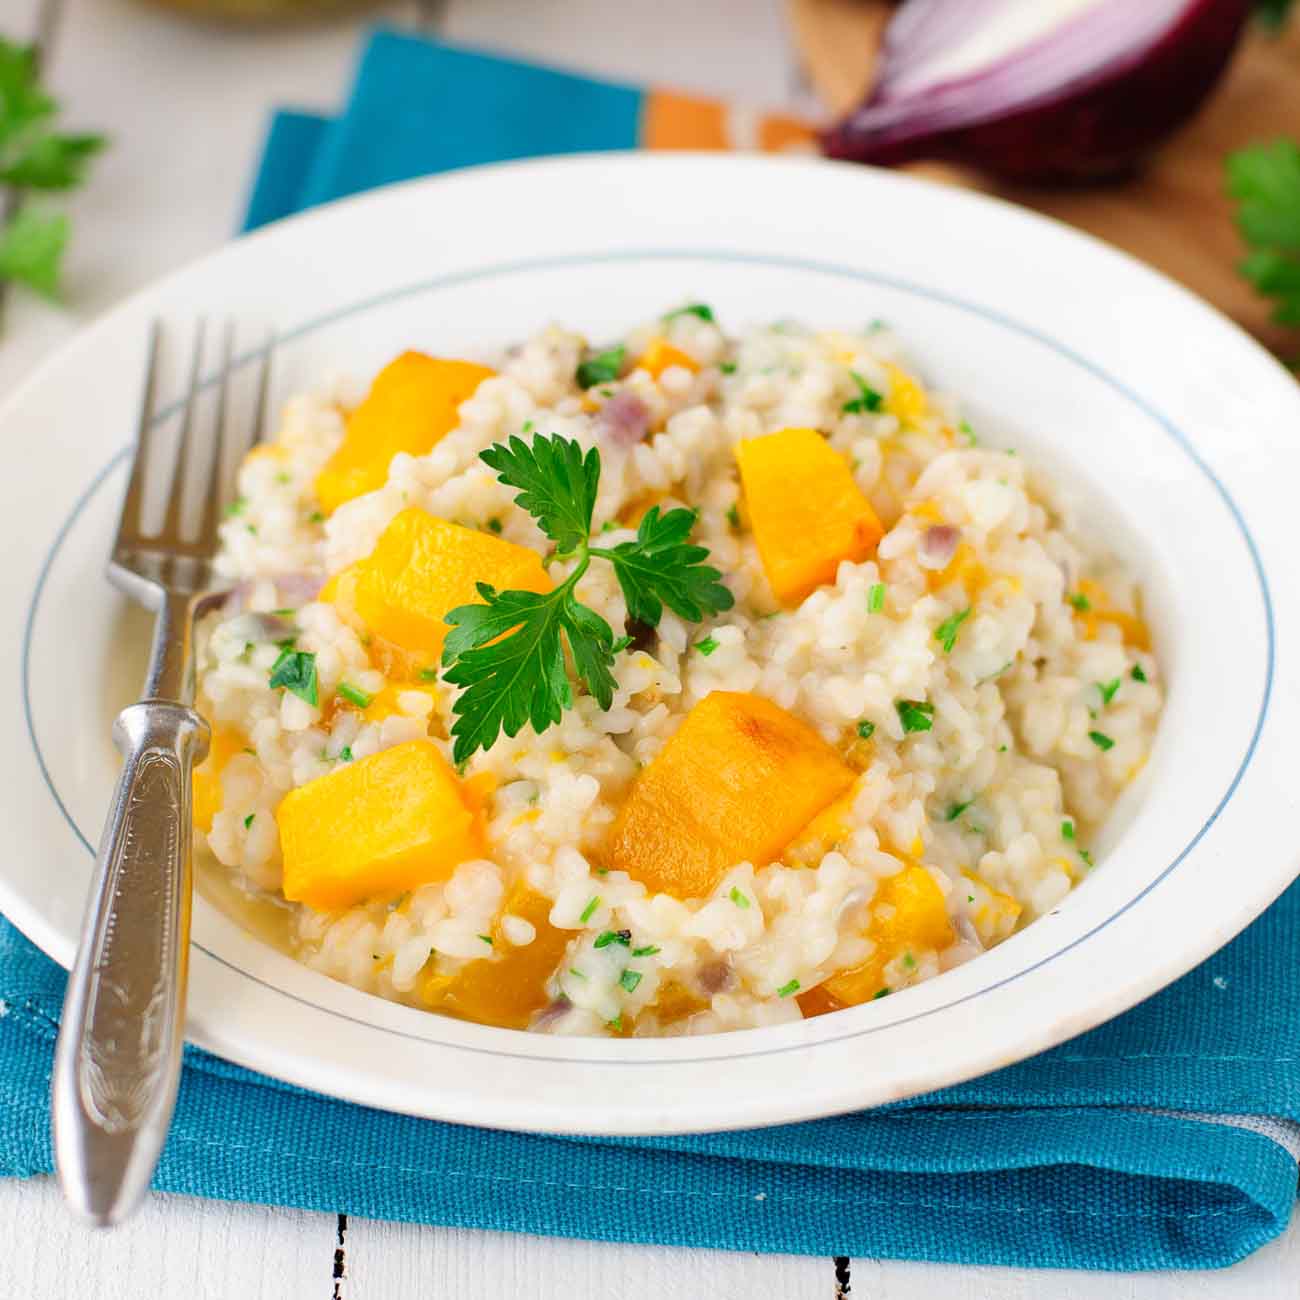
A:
[[19, 249, 1276, 1066]]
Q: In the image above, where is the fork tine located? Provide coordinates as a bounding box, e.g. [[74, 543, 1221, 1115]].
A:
[[116, 320, 162, 545], [161, 320, 207, 542], [198, 321, 236, 544], [248, 328, 276, 455]]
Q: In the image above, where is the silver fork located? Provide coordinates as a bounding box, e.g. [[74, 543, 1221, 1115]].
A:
[[52, 322, 271, 1227]]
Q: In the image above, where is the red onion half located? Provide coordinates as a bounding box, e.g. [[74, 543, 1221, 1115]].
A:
[[822, 0, 1251, 184]]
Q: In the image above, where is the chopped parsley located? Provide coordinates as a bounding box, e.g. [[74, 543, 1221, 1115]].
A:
[[901, 952, 916, 970], [243, 813, 255, 830], [568, 968, 587, 981], [729, 887, 751, 909], [934, 607, 972, 654], [1062, 819, 1076, 841], [872, 987, 891, 999], [631, 944, 660, 957], [607, 1015, 623, 1032], [1131, 663, 1148, 683], [1097, 677, 1122, 706], [726, 504, 741, 530], [966, 894, 975, 904], [521, 419, 535, 434], [579, 895, 601, 923], [945, 799, 974, 822], [619, 969, 643, 993], [1088, 730, 1115, 751], [268, 648, 318, 706], [664, 302, 714, 323], [594, 929, 632, 949], [776, 978, 800, 998], [896, 699, 935, 734], [478, 934, 494, 946], [867, 582, 887, 614], [419, 667, 439, 682], [339, 745, 353, 762], [695, 635, 719, 656], [1068, 592, 1091, 613], [336, 681, 372, 709], [307, 509, 325, 524], [225, 496, 247, 517], [856, 720, 876, 741], [719, 361, 737, 374], [1080, 849, 1095, 867], [575, 345, 625, 389], [958, 419, 977, 446], [487, 517, 503, 534], [842, 370, 884, 414]]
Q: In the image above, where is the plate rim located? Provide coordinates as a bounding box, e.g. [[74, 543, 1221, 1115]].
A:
[[2, 152, 1296, 1132]]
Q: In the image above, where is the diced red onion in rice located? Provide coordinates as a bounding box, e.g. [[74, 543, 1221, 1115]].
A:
[[917, 524, 961, 570]]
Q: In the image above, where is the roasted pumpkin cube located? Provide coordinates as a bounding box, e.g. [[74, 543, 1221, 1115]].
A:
[[636, 339, 700, 378], [192, 724, 247, 833], [423, 884, 570, 1030], [798, 864, 954, 1015], [336, 508, 550, 659], [605, 691, 855, 898], [314, 352, 495, 515], [736, 427, 884, 605], [277, 739, 482, 910]]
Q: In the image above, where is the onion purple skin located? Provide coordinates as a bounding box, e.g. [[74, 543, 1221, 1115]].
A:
[[822, 0, 1252, 186]]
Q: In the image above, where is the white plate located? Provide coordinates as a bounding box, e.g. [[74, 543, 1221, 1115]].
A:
[[2, 154, 1297, 1135]]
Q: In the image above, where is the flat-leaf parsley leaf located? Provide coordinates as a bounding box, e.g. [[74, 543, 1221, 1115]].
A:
[[442, 435, 731, 763], [1228, 138, 1300, 326]]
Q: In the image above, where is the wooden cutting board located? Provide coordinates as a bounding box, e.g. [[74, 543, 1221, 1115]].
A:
[[788, 0, 1300, 356]]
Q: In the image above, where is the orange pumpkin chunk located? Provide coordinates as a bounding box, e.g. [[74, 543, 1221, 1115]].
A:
[[192, 724, 246, 833], [277, 739, 482, 910], [423, 884, 569, 1030], [798, 864, 954, 1015], [636, 339, 700, 378], [736, 427, 884, 605], [605, 691, 855, 898], [335, 508, 550, 660], [314, 352, 495, 515]]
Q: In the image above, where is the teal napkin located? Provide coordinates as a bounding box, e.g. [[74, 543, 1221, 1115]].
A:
[[5, 27, 1298, 1272]]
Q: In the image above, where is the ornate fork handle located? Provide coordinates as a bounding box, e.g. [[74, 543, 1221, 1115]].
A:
[[53, 699, 209, 1226]]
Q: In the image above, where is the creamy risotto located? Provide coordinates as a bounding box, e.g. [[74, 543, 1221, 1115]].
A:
[[193, 307, 1162, 1037]]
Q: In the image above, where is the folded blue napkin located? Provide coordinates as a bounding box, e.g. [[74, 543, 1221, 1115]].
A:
[[5, 27, 1298, 1272]]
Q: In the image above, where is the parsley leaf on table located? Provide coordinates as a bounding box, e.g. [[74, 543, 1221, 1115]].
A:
[[1255, 0, 1295, 30], [441, 433, 731, 763], [0, 207, 66, 297], [590, 505, 734, 626], [0, 37, 107, 302], [1227, 138, 1300, 326]]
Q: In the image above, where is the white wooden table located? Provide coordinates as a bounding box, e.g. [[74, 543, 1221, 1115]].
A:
[[3, 1, 1297, 1294]]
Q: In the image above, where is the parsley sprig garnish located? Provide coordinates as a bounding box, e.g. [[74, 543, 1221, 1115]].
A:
[[1228, 138, 1300, 328], [442, 434, 733, 763], [0, 39, 106, 300]]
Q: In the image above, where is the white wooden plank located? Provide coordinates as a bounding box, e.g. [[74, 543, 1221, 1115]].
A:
[[442, 0, 798, 104], [0, 1175, 329, 1298], [855, 1221, 1300, 1300], [344, 1215, 834, 1300]]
